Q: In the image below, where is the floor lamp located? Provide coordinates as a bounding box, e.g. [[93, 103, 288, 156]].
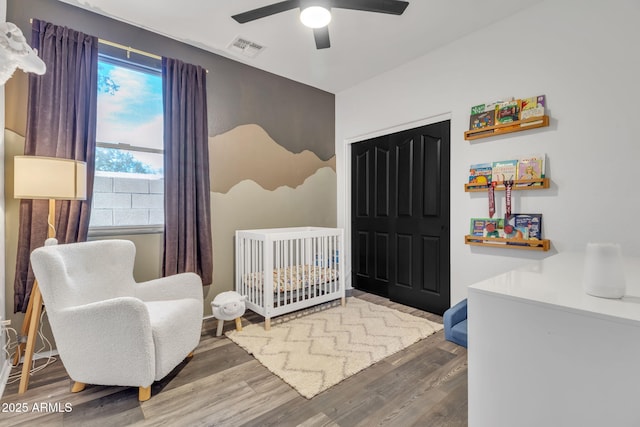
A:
[[12, 155, 87, 394]]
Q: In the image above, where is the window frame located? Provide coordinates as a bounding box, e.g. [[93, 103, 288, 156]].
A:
[[88, 52, 164, 237]]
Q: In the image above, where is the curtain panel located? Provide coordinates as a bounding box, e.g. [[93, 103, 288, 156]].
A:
[[13, 20, 97, 312], [162, 57, 213, 285]]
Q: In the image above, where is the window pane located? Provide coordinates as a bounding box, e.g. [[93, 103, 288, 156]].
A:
[[97, 60, 163, 152], [95, 147, 163, 175], [90, 56, 164, 229]]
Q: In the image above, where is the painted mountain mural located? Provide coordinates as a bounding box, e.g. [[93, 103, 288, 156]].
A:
[[209, 124, 336, 194]]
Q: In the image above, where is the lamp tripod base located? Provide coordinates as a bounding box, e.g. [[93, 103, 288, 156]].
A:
[[16, 198, 56, 394]]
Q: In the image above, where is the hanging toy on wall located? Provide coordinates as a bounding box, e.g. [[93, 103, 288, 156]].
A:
[[504, 178, 514, 219], [488, 181, 496, 218]]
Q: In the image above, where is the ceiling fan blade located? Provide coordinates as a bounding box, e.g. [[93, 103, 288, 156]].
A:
[[232, 0, 301, 23], [330, 0, 409, 15], [313, 27, 331, 49]]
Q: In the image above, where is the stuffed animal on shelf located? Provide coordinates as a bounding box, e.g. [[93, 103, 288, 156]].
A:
[[211, 291, 246, 336]]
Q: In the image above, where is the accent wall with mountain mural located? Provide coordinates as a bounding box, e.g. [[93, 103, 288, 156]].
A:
[[207, 52, 336, 299]]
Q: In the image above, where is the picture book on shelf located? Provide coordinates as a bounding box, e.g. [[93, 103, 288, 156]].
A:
[[469, 163, 492, 186], [504, 214, 543, 244], [496, 100, 520, 124], [469, 103, 498, 130], [520, 95, 546, 120], [515, 214, 543, 240], [491, 160, 518, 184], [516, 154, 546, 186], [470, 218, 505, 239]]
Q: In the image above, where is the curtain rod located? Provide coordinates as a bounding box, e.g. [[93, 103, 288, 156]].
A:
[[98, 38, 161, 60], [99, 39, 209, 72], [29, 18, 159, 59], [29, 19, 209, 72]]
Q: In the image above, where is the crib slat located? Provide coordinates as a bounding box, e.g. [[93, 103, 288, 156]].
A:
[[264, 238, 273, 315]]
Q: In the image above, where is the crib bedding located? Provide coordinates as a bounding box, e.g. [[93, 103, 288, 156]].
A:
[[243, 264, 339, 293]]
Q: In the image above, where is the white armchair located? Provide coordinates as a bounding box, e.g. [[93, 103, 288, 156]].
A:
[[30, 239, 203, 401]]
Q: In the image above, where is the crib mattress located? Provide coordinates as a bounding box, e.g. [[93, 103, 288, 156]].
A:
[[243, 265, 339, 293]]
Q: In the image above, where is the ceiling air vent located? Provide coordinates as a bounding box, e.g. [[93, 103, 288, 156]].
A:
[[228, 36, 265, 58]]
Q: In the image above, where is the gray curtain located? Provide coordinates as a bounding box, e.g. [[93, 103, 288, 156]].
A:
[[162, 57, 213, 285], [13, 20, 98, 312]]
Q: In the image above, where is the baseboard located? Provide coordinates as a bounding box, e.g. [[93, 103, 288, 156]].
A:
[[0, 360, 10, 399]]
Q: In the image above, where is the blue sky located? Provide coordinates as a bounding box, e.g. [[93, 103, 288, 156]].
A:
[[97, 60, 164, 170]]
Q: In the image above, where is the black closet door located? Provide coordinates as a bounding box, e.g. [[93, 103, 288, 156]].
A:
[[352, 135, 393, 297], [351, 120, 450, 314]]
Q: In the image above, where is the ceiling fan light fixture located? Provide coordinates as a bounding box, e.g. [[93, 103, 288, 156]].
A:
[[300, 6, 331, 29]]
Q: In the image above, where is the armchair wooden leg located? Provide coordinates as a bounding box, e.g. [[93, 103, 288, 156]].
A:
[[139, 386, 151, 402], [71, 382, 86, 393], [235, 317, 243, 332], [187, 351, 194, 358]]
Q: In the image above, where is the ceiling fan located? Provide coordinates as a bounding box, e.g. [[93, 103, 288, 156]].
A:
[[232, 0, 410, 50]]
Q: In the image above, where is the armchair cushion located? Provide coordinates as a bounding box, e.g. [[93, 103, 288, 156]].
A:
[[134, 272, 203, 302], [145, 298, 202, 380]]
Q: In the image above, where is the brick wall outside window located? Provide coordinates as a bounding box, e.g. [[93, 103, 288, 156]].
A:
[[90, 172, 164, 227]]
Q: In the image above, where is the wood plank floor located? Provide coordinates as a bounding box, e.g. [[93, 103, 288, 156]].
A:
[[1, 291, 468, 426]]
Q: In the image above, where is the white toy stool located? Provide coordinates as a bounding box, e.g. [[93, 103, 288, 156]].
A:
[[211, 291, 246, 337]]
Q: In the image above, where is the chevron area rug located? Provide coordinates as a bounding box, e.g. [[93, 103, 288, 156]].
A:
[[226, 297, 443, 399]]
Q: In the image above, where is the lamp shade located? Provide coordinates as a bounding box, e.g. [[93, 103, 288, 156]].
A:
[[14, 156, 87, 200]]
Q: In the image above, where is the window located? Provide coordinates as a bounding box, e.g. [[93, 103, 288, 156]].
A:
[[89, 53, 164, 233]]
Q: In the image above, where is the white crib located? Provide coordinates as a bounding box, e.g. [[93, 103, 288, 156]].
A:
[[235, 227, 345, 330]]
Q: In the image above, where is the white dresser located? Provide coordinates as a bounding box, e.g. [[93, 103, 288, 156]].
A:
[[468, 252, 640, 427]]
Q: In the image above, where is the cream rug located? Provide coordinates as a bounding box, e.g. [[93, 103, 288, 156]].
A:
[[226, 297, 443, 399]]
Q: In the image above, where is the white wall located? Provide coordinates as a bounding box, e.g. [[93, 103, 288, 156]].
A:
[[1, 0, 8, 394], [336, 0, 640, 305]]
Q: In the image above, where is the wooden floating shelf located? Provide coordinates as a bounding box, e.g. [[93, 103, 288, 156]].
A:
[[465, 178, 549, 192], [465, 235, 551, 251], [464, 115, 550, 141]]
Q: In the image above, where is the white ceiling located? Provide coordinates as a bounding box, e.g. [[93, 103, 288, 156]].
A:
[[57, 0, 541, 93]]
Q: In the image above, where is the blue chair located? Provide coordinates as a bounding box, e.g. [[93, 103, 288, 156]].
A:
[[444, 298, 467, 348]]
